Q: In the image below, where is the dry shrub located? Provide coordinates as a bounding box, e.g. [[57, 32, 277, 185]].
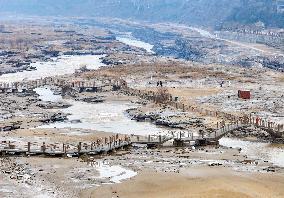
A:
[[155, 87, 171, 104]]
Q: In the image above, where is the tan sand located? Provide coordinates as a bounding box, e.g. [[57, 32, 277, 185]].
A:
[[84, 167, 284, 198]]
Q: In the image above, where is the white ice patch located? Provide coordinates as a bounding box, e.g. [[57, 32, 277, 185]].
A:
[[38, 100, 165, 135], [95, 162, 137, 184], [0, 55, 106, 83], [117, 36, 154, 53], [220, 138, 284, 167], [34, 87, 63, 102]]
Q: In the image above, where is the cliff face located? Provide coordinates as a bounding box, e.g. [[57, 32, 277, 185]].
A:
[[0, 0, 283, 28]]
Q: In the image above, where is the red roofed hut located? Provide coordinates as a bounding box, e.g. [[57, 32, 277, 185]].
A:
[[238, 90, 251, 99]]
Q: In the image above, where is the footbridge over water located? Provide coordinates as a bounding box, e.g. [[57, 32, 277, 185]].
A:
[[0, 76, 127, 94]]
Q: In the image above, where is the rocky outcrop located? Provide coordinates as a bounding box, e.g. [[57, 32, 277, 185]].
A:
[[39, 113, 68, 123], [226, 125, 284, 143], [126, 108, 205, 129]]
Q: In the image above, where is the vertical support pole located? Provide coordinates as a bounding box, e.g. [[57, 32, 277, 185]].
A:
[[28, 142, 31, 153], [78, 142, 82, 153], [42, 142, 46, 153], [64, 144, 67, 155]]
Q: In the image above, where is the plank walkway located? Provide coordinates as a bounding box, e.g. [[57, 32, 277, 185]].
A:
[[0, 76, 126, 93], [0, 140, 131, 157], [131, 135, 172, 147]]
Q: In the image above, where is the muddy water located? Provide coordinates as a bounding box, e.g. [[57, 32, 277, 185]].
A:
[[220, 138, 284, 167]]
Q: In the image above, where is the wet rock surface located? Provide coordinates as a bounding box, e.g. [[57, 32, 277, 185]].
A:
[[226, 125, 284, 143], [37, 101, 72, 109], [126, 106, 206, 130], [78, 96, 105, 104]]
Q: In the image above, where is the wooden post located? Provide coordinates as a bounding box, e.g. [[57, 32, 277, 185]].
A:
[[28, 142, 31, 153], [159, 135, 162, 143], [78, 142, 82, 153], [42, 142, 46, 153], [64, 144, 67, 155], [148, 135, 151, 142]]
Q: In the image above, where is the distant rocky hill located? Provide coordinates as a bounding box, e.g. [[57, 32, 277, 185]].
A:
[[0, 0, 283, 28]]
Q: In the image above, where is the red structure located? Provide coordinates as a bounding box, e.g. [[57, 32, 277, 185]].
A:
[[238, 90, 251, 99]]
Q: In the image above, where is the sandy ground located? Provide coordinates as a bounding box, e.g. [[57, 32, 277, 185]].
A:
[[86, 167, 284, 198], [1, 143, 282, 198]]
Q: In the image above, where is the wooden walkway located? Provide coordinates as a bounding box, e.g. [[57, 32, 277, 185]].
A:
[[131, 135, 172, 148], [0, 140, 131, 157], [171, 124, 245, 146], [0, 76, 126, 93]]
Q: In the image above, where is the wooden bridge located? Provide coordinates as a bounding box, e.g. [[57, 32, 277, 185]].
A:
[[0, 135, 131, 157], [130, 120, 283, 148], [0, 76, 126, 94], [129, 124, 246, 148], [131, 135, 173, 148], [173, 124, 246, 147]]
